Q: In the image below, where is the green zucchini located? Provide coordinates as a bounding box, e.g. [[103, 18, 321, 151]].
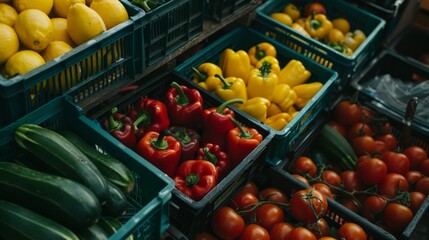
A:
[[314, 124, 358, 170], [97, 217, 134, 240], [14, 124, 109, 203], [0, 162, 101, 229], [0, 200, 79, 240], [75, 224, 109, 240], [103, 181, 128, 217], [59, 130, 135, 193]]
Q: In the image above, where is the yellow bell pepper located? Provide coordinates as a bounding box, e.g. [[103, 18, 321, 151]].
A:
[[267, 103, 283, 117], [293, 82, 323, 110], [247, 61, 279, 101], [218, 48, 251, 85], [327, 42, 353, 56], [192, 63, 223, 92], [283, 3, 300, 21], [305, 14, 333, 40], [239, 97, 270, 122], [291, 23, 310, 37], [255, 56, 281, 75], [288, 105, 298, 115], [264, 113, 292, 131], [278, 60, 311, 87], [248, 42, 277, 66], [215, 74, 247, 107], [344, 29, 366, 51], [271, 83, 297, 112]]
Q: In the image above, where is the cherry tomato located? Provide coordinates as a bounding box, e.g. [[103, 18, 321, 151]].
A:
[[339, 197, 361, 214], [410, 191, 427, 214], [382, 151, 410, 176], [383, 203, 413, 234], [376, 134, 398, 151], [346, 122, 372, 141], [362, 196, 387, 222], [403, 146, 428, 171], [255, 203, 285, 230], [416, 177, 429, 195], [405, 171, 424, 191], [352, 135, 376, 157], [311, 183, 334, 199], [229, 192, 259, 220], [337, 223, 367, 240], [378, 173, 409, 197], [292, 174, 310, 185], [269, 222, 294, 240], [322, 170, 341, 191], [239, 224, 270, 240], [286, 226, 317, 240], [290, 156, 317, 177], [260, 187, 288, 204], [327, 120, 346, 137], [420, 159, 429, 176], [289, 188, 328, 224], [211, 207, 244, 240], [239, 181, 259, 197], [334, 100, 362, 126], [340, 170, 364, 192], [195, 232, 219, 240], [306, 217, 330, 238], [356, 157, 387, 186]]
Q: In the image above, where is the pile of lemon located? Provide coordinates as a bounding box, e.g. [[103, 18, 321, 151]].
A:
[[0, 0, 129, 80]]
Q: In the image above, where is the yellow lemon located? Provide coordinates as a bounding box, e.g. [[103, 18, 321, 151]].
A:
[[14, 9, 53, 51], [51, 18, 75, 47], [0, 3, 18, 26], [270, 13, 293, 27], [332, 18, 351, 35], [67, 3, 106, 45], [3, 50, 45, 79], [0, 23, 19, 65], [41, 40, 72, 62], [52, 0, 84, 18], [90, 0, 128, 30], [13, 0, 53, 14]]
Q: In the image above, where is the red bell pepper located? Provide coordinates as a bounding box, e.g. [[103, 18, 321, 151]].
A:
[[196, 143, 230, 180], [101, 107, 137, 149], [136, 130, 181, 178], [168, 126, 201, 164], [201, 98, 243, 149], [174, 160, 218, 201], [128, 98, 170, 141], [226, 117, 263, 168], [165, 82, 204, 128]]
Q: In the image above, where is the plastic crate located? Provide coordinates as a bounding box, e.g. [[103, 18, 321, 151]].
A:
[[0, 96, 175, 240], [132, 0, 203, 66], [174, 27, 338, 166], [85, 71, 275, 238], [0, 0, 145, 129], [253, 0, 385, 90], [351, 50, 429, 137], [204, 0, 253, 21]]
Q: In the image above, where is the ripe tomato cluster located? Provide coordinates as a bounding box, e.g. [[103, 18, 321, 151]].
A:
[[290, 99, 429, 236], [196, 181, 367, 240]]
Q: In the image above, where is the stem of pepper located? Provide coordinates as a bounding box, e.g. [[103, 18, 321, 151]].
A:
[[203, 147, 217, 165], [259, 61, 272, 78], [215, 98, 244, 113], [170, 81, 190, 106], [151, 130, 169, 150], [186, 173, 200, 187], [108, 107, 122, 131], [255, 44, 265, 60], [192, 67, 208, 82], [215, 74, 233, 89], [133, 111, 150, 131], [229, 117, 252, 139], [173, 127, 191, 144]]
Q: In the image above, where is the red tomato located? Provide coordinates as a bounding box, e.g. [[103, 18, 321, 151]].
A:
[[195, 232, 219, 240], [327, 120, 347, 137], [334, 100, 362, 127], [383, 203, 413, 234], [416, 177, 429, 195], [346, 122, 373, 141], [260, 187, 288, 204], [303, 2, 326, 17], [306, 217, 330, 238], [376, 134, 398, 151], [318, 238, 336, 240], [311, 183, 334, 199], [420, 159, 429, 176], [211, 207, 244, 240], [239, 224, 270, 240], [269, 222, 294, 240], [362, 196, 387, 222], [352, 135, 376, 157], [290, 156, 317, 177], [382, 151, 410, 176], [378, 173, 409, 197], [229, 192, 259, 220], [239, 181, 259, 197], [373, 140, 389, 156], [356, 157, 387, 186], [339, 198, 361, 214], [292, 174, 310, 185], [341, 171, 364, 192], [405, 171, 424, 191], [255, 203, 285, 230], [289, 188, 328, 224], [322, 170, 341, 189], [403, 146, 428, 170], [410, 191, 427, 214], [337, 223, 367, 240], [286, 227, 317, 240]]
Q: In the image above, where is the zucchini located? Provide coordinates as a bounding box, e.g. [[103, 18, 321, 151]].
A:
[[97, 217, 134, 240], [75, 224, 109, 240], [314, 124, 358, 170], [103, 181, 128, 217], [14, 124, 109, 203], [59, 130, 135, 193], [0, 200, 79, 240], [0, 162, 101, 229]]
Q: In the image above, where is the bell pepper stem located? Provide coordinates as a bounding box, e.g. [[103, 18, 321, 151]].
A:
[[229, 117, 253, 139], [215, 74, 233, 89], [310, 13, 321, 30], [203, 147, 218, 165], [186, 173, 200, 187], [108, 107, 122, 131], [172, 127, 191, 144], [215, 98, 244, 113], [170, 81, 190, 106], [133, 112, 151, 132], [151, 130, 169, 150], [192, 67, 208, 82], [255, 44, 265, 60], [259, 61, 272, 78]]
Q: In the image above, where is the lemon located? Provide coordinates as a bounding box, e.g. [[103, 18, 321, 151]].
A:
[[332, 18, 351, 35], [67, 3, 106, 45], [0, 23, 19, 65], [13, 0, 53, 15], [0, 3, 18, 26], [51, 18, 75, 47], [41, 40, 72, 61], [52, 0, 84, 18], [14, 9, 53, 51], [90, 0, 128, 30], [3, 50, 45, 78]]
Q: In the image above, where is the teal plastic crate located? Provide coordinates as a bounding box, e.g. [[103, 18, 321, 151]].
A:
[[253, 0, 385, 90], [174, 27, 338, 166], [0, 0, 145, 129], [204, 0, 253, 21], [0, 97, 175, 240]]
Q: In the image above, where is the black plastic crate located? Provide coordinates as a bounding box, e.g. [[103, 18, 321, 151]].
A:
[[204, 0, 253, 21]]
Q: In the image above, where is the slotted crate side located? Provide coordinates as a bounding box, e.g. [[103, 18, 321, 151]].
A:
[[204, 0, 253, 21], [0, 97, 175, 240]]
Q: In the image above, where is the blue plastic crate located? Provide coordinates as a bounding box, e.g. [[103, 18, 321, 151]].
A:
[[0, 0, 145, 129], [174, 27, 338, 166], [253, 0, 385, 90], [204, 0, 253, 21], [0, 97, 175, 240]]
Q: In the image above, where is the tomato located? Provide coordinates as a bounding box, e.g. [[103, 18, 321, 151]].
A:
[[255, 203, 285, 230], [322, 170, 341, 191], [327, 120, 346, 137], [229, 192, 259, 220], [306, 217, 330, 238], [339, 197, 361, 213], [362, 196, 387, 222], [303, 2, 326, 17], [292, 174, 310, 185], [286, 227, 317, 240], [403, 146, 427, 170], [360, 106, 376, 124], [289, 188, 328, 224], [410, 191, 427, 214], [260, 187, 288, 204], [211, 207, 244, 240], [383, 203, 413, 234], [337, 223, 367, 240], [239, 181, 259, 197], [356, 157, 387, 186], [333, 100, 362, 126], [376, 134, 398, 151], [269, 222, 294, 240], [416, 177, 429, 195], [382, 151, 410, 176], [346, 122, 372, 141], [378, 173, 409, 197], [311, 183, 334, 199], [420, 159, 429, 176], [290, 156, 317, 177], [318, 237, 337, 240], [405, 171, 424, 191], [352, 135, 376, 157], [340, 171, 364, 192], [372, 140, 389, 156], [195, 232, 219, 240], [239, 224, 270, 240]]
